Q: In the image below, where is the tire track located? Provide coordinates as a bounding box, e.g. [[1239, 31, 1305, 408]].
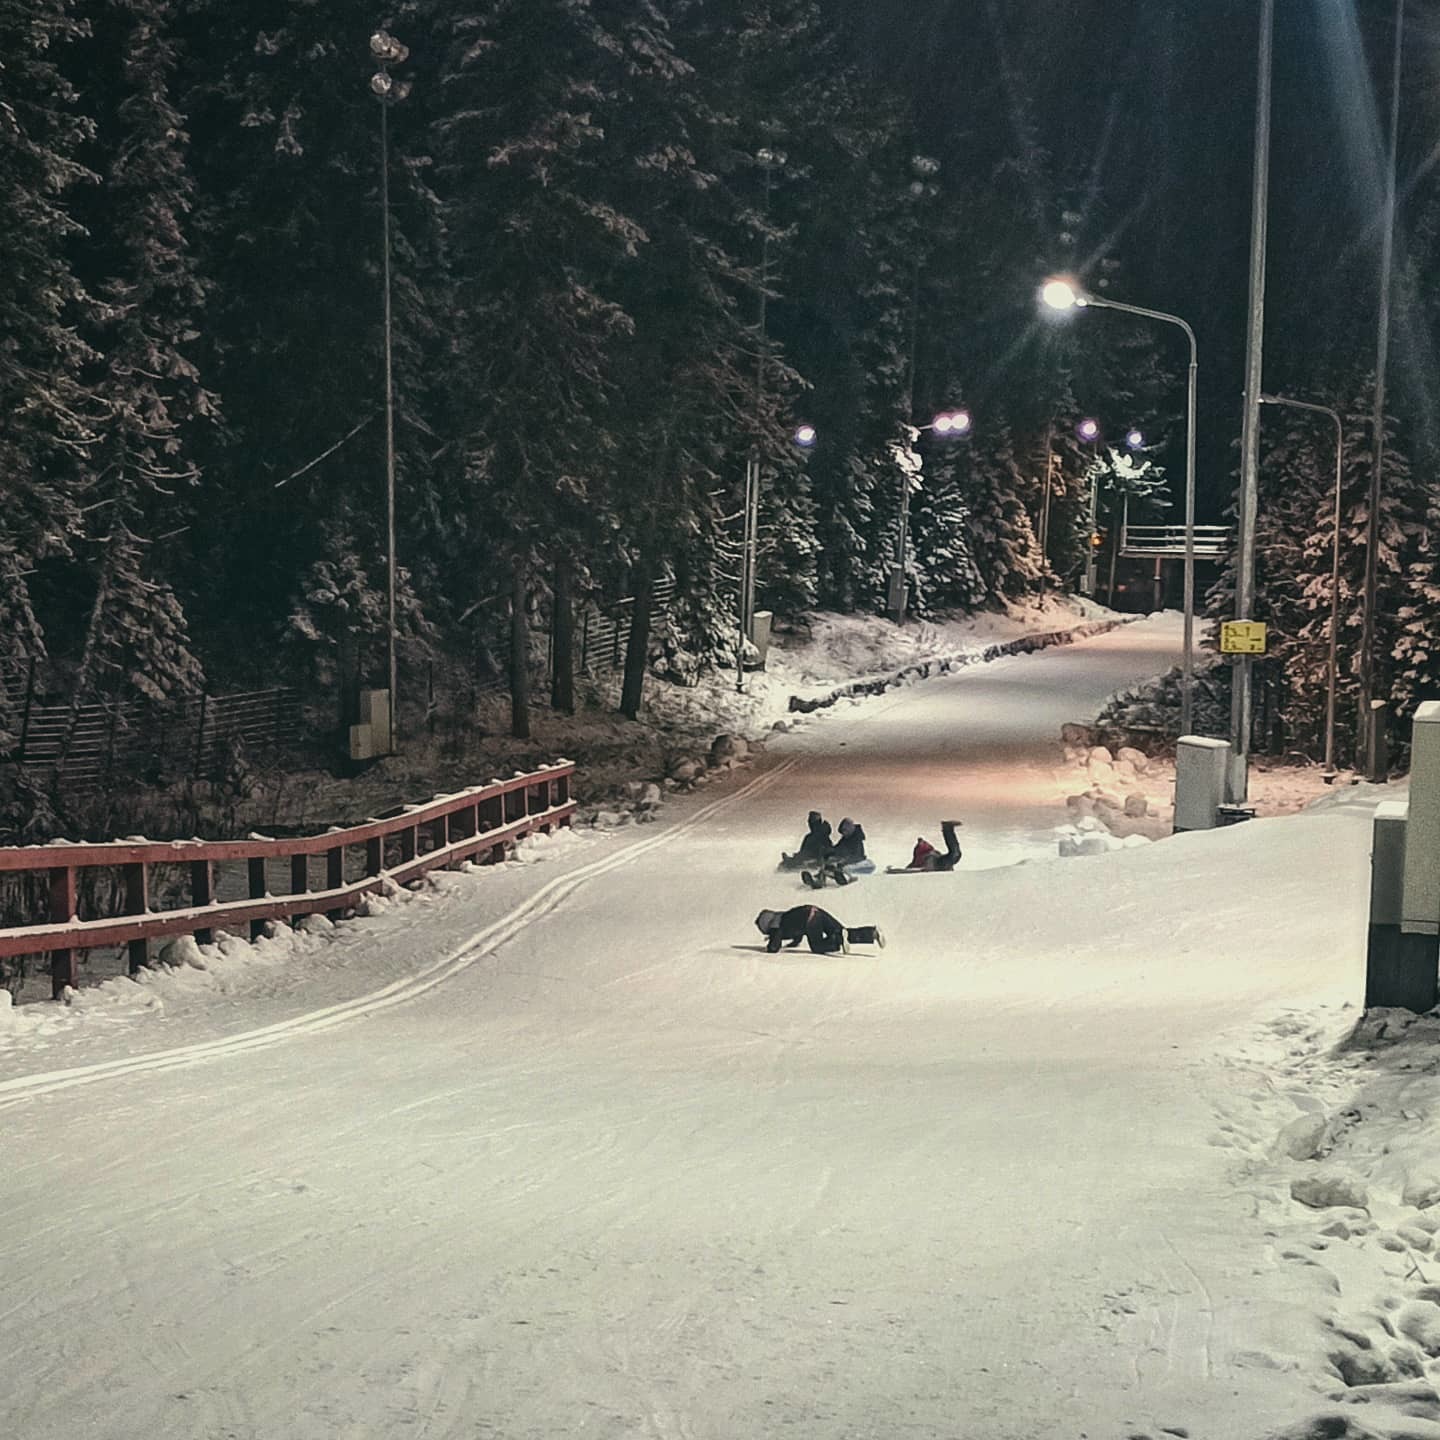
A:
[[0, 758, 800, 1107]]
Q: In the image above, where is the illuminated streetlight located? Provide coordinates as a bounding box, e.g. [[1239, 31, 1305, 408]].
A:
[[1126, 428, 1145, 451], [1077, 417, 1100, 443], [930, 409, 972, 436], [1042, 276, 1199, 736], [793, 423, 817, 449], [1041, 278, 1084, 312]]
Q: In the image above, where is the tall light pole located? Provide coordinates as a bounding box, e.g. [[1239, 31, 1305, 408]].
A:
[[1358, 0, 1406, 776], [1076, 417, 1102, 598], [1041, 279, 1199, 735], [737, 146, 785, 693], [370, 30, 410, 755], [892, 155, 941, 625], [1231, 0, 1275, 801], [1259, 394, 1345, 777]]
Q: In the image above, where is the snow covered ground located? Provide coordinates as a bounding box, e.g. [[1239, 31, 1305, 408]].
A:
[[0, 614, 1423, 1440]]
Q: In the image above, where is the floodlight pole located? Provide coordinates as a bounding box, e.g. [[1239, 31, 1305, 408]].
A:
[[1231, 0, 1274, 800], [1259, 394, 1345, 776], [1358, 0, 1405, 775], [1077, 294, 1199, 737]]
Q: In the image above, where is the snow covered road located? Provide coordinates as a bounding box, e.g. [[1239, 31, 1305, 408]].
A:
[[0, 615, 1381, 1439]]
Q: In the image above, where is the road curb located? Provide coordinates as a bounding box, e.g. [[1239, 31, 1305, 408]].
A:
[[786, 617, 1139, 715]]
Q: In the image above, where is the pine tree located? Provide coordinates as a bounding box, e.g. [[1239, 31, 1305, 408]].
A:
[[177, 1, 443, 686], [0, 0, 98, 734], [963, 423, 1046, 603], [64, 0, 216, 712]]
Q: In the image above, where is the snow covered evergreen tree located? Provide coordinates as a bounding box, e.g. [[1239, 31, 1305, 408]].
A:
[[63, 0, 216, 711], [0, 0, 97, 736], [963, 424, 1046, 603]]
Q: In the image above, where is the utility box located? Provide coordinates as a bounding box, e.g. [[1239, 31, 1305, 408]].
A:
[[1402, 700, 1440, 937], [359, 688, 391, 756], [1368, 799, 1439, 1011], [1174, 735, 1231, 833], [348, 722, 376, 761], [748, 610, 773, 669]]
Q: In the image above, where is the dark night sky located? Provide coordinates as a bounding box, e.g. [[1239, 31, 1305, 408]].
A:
[[825, 0, 1416, 516]]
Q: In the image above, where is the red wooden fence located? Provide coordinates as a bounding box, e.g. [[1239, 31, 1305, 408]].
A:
[[0, 761, 576, 999]]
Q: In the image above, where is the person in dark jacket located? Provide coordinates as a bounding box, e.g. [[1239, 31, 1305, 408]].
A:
[[754, 905, 885, 955], [902, 820, 963, 872], [780, 811, 832, 871], [803, 817, 872, 887]]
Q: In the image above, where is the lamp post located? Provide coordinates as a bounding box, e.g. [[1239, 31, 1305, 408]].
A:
[[369, 30, 410, 755], [737, 146, 785, 693], [891, 155, 941, 625], [1042, 279, 1199, 736], [1259, 394, 1346, 778], [1358, 0, 1406, 776], [1106, 428, 1147, 604], [1076, 418, 1102, 598]]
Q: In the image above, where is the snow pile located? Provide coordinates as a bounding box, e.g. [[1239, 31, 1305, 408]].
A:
[[1056, 739, 1173, 854]]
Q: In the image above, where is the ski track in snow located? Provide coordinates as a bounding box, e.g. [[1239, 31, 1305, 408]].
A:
[[0, 757, 802, 1107], [2, 614, 1413, 1440]]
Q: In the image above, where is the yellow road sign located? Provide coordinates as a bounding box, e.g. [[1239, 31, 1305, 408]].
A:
[[1220, 620, 1268, 655]]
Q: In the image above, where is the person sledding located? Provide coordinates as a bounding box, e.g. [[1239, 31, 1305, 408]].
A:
[[888, 819, 963, 873], [803, 816, 874, 888], [780, 811, 832, 871], [754, 905, 885, 955]]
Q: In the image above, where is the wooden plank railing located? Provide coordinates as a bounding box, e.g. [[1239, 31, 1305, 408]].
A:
[[0, 761, 577, 999]]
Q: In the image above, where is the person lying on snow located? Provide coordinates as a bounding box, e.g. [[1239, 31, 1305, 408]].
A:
[[754, 905, 885, 955], [780, 810, 832, 871], [891, 819, 963, 873], [802, 816, 874, 887]]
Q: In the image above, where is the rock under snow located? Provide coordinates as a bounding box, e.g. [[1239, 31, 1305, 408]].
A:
[[1088, 745, 1113, 766], [1117, 746, 1149, 773], [709, 734, 748, 765], [1275, 1112, 1329, 1162], [668, 758, 702, 783], [1123, 794, 1149, 819], [1291, 1171, 1369, 1210], [158, 936, 208, 970], [1402, 1170, 1440, 1211], [1399, 1301, 1440, 1357], [637, 783, 663, 810]]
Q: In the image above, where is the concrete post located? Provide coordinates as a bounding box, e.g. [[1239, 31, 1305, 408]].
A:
[[1367, 800, 1438, 1011], [1402, 701, 1440, 936], [1174, 736, 1230, 833]]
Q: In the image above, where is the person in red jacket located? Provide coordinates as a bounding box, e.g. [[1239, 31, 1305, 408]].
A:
[[754, 905, 885, 955], [902, 820, 963, 872]]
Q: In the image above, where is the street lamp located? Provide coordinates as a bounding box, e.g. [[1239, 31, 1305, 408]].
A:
[[1259, 394, 1346, 778], [738, 146, 787, 693], [891, 155, 942, 625], [370, 30, 410, 755], [1075, 419, 1102, 597], [928, 409, 972, 436], [1042, 277, 1199, 735], [1126, 429, 1146, 451], [793, 423, 817, 449]]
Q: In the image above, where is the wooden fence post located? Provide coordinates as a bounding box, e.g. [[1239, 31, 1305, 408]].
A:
[[191, 859, 214, 945], [399, 825, 418, 864], [49, 866, 77, 999], [326, 846, 344, 922], [365, 835, 383, 878], [124, 862, 149, 974], [290, 851, 309, 927], [248, 856, 268, 940]]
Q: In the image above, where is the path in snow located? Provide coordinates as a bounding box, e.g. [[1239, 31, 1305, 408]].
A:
[[0, 615, 1372, 1439]]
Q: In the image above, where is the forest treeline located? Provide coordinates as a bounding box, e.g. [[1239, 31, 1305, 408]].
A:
[[4, 0, 1436, 762]]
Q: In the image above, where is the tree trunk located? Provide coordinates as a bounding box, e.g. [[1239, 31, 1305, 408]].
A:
[[509, 551, 531, 740], [550, 552, 575, 714], [620, 553, 657, 721]]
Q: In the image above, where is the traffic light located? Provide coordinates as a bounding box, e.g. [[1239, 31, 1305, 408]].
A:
[[1090, 532, 1104, 549]]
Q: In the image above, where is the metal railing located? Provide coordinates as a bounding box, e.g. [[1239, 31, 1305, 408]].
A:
[[1120, 523, 1231, 559]]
